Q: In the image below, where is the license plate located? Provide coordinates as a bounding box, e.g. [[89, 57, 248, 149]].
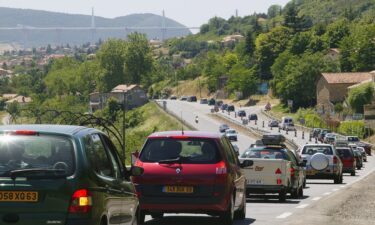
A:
[[247, 179, 263, 185], [307, 170, 316, 175], [0, 191, 38, 202], [163, 186, 194, 193]]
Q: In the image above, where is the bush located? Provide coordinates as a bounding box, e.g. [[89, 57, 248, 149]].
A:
[[338, 121, 365, 138], [305, 113, 325, 128]]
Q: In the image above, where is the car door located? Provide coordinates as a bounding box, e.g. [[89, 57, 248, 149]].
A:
[[84, 133, 125, 225], [286, 150, 303, 189], [222, 137, 245, 210], [100, 134, 138, 225]]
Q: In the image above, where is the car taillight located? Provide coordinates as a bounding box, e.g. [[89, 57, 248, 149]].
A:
[[275, 168, 282, 174], [333, 156, 338, 164], [216, 161, 227, 175], [290, 168, 295, 177], [277, 179, 282, 185], [69, 189, 92, 213]]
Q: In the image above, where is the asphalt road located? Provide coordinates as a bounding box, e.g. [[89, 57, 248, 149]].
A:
[[144, 100, 375, 225]]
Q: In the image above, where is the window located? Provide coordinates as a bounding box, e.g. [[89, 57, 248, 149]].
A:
[[84, 134, 113, 177], [241, 148, 288, 160], [221, 137, 236, 164], [302, 146, 333, 155], [100, 134, 124, 179]]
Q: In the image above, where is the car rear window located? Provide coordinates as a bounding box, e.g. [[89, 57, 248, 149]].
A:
[[0, 134, 74, 177], [302, 146, 333, 155], [337, 148, 353, 157], [347, 137, 359, 142], [241, 148, 288, 160], [140, 138, 222, 164]]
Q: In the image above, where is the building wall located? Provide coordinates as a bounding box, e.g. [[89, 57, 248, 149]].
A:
[[328, 83, 353, 102]]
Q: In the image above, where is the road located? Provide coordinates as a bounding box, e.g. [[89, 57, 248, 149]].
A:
[[145, 100, 375, 225]]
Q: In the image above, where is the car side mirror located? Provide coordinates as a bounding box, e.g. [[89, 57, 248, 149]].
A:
[[130, 166, 144, 176], [240, 160, 254, 168]]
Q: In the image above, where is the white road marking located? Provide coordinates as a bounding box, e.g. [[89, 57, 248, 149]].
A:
[[340, 185, 346, 188], [296, 204, 309, 209], [323, 192, 331, 196], [312, 197, 321, 201], [276, 212, 292, 219]]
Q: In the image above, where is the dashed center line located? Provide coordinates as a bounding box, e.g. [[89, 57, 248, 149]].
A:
[[312, 197, 321, 201], [276, 212, 292, 219], [323, 192, 331, 196], [296, 204, 309, 209]]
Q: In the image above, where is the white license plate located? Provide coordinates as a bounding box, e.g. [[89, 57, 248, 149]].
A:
[[247, 179, 263, 185]]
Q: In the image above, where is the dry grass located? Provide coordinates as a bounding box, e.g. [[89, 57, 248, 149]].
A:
[[171, 77, 210, 98]]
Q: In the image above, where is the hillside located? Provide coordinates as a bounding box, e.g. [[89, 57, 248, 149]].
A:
[[0, 7, 191, 47], [294, 0, 375, 23]]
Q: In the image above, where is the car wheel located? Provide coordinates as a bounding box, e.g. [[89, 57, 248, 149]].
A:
[[151, 213, 163, 219], [303, 178, 307, 188], [220, 197, 234, 225], [340, 174, 343, 184], [279, 190, 286, 202], [334, 175, 340, 184], [351, 171, 356, 176], [100, 217, 107, 225], [298, 186, 304, 198], [139, 210, 146, 224], [234, 191, 246, 220], [290, 188, 299, 199]]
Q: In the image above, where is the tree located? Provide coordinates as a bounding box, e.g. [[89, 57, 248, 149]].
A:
[[283, 2, 298, 30], [245, 30, 255, 56], [227, 64, 258, 98], [123, 33, 154, 86], [97, 39, 127, 91], [348, 83, 374, 113], [6, 101, 20, 122], [334, 103, 344, 118], [268, 5, 282, 19], [1, 62, 7, 70], [324, 19, 350, 48]]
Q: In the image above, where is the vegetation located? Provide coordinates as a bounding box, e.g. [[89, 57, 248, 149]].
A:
[[347, 83, 374, 113]]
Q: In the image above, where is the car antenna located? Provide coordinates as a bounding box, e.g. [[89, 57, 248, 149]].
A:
[[181, 111, 184, 135]]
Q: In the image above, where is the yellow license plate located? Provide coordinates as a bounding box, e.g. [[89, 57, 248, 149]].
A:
[[164, 186, 194, 193], [0, 191, 38, 202], [307, 171, 316, 175]]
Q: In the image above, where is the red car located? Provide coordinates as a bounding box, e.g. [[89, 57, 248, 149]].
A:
[[336, 147, 356, 176], [132, 131, 247, 225]]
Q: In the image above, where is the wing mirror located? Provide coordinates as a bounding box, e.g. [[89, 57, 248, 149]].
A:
[[240, 160, 254, 168], [130, 166, 144, 176]]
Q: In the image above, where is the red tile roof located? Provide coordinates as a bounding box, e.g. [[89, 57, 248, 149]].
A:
[[322, 72, 373, 84]]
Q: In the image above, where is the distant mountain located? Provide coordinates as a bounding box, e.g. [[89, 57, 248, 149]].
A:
[[293, 0, 375, 23], [0, 7, 191, 47]]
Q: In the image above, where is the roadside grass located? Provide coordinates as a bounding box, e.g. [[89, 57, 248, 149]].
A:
[[172, 76, 210, 98]]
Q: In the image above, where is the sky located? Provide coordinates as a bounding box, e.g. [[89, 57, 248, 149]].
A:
[[0, 0, 290, 27]]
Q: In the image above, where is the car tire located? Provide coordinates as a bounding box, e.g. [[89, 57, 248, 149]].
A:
[[139, 210, 146, 224], [340, 174, 344, 184], [351, 171, 356, 176], [220, 197, 234, 225], [234, 191, 246, 220], [298, 186, 304, 198], [334, 175, 340, 184], [303, 178, 307, 188], [290, 188, 299, 199], [279, 190, 286, 202], [151, 213, 163, 219]]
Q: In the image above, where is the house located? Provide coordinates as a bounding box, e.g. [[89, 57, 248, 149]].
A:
[[0, 68, 13, 78], [89, 84, 148, 112], [5, 95, 32, 108], [326, 48, 340, 60], [2, 94, 18, 100], [221, 34, 244, 46], [316, 71, 375, 114]]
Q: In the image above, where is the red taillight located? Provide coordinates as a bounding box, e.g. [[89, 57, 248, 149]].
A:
[[216, 161, 227, 175], [275, 168, 282, 174], [8, 130, 38, 135], [333, 156, 338, 164], [289, 168, 295, 177], [69, 189, 92, 213], [277, 179, 282, 185]]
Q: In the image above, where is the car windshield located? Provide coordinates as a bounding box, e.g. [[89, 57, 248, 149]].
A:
[[337, 148, 353, 157], [0, 134, 74, 178], [226, 130, 236, 134], [241, 148, 288, 160], [348, 137, 359, 142], [140, 138, 222, 164], [302, 146, 333, 155]]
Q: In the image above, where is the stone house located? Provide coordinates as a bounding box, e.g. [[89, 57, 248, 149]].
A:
[[326, 48, 340, 61], [5, 95, 32, 108], [316, 71, 375, 114], [89, 84, 148, 112]]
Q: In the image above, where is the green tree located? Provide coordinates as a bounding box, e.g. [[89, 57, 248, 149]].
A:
[[245, 30, 255, 56], [2, 62, 7, 70], [97, 39, 127, 91], [6, 101, 20, 122], [324, 19, 350, 48], [268, 5, 282, 19], [124, 33, 154, 86], [348, 83, 374, 113], [227, 64, 258, 98]]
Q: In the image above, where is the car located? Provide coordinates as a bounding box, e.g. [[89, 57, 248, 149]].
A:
[[240, 134, 305, 202], [227, 105, 235, 112], [335, 139, 349, 148], [221, 104, 228, 111], [219, 124, 230, 133], [311, 128, 321, 138], [0, 125, 142, 225], [324, 133, 336, 144], [170, 95, 177, 100], [285, 124, 296, 131], [180, 96, 188, 101], [336, 147, 356, 176], [346, 136, 360, 144], [357, 142, 372, 156], [232, 144, 240, 156], [279, 117, 294, 130], [200, 98, 208, 104], [353, 149, 363, 169], [187, 96, 197, 102], [208, 98, 216, 106], [356, 146, 367, 162], [300, 144, 343, 184], [237, 110, 246, 117], [216, 100, 224, 107], [318, 129, 331, 142], [132, 131, 247, 225], [225, 129, 238, 141], [268, 120, 279, 127], [248, 114, 258, 121]]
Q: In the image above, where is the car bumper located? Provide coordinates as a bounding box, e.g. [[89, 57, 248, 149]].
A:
[[246, 185, 288, 193], [342, 167, 355, 173], [305, 166, 339, 179]]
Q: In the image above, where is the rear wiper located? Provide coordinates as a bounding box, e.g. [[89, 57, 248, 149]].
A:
[[158, 157, 181, 164], [8, 168, 67, 180]]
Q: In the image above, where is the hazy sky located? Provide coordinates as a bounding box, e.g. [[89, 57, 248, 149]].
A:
[[0, 0, 290, 27]]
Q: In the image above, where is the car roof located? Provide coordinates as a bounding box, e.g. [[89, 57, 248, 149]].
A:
[[303, 144, 332, 147], [0, 124, 90, 135], [148, 131, 224, 139]]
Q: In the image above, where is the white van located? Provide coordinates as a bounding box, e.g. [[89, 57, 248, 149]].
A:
[[279, 116, 294, 130]]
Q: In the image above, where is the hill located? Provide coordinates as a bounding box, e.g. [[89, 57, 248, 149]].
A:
[[0, 7, 191, 47]]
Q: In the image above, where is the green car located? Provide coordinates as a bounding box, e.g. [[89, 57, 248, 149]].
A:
[[0, 125, 142, 225]]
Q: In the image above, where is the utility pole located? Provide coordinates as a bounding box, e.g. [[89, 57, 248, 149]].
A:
[[91, 7, 96, 44], [161, 10, 166, 41], [122, 90, 126, 161], [198, 77, 202, 98]]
